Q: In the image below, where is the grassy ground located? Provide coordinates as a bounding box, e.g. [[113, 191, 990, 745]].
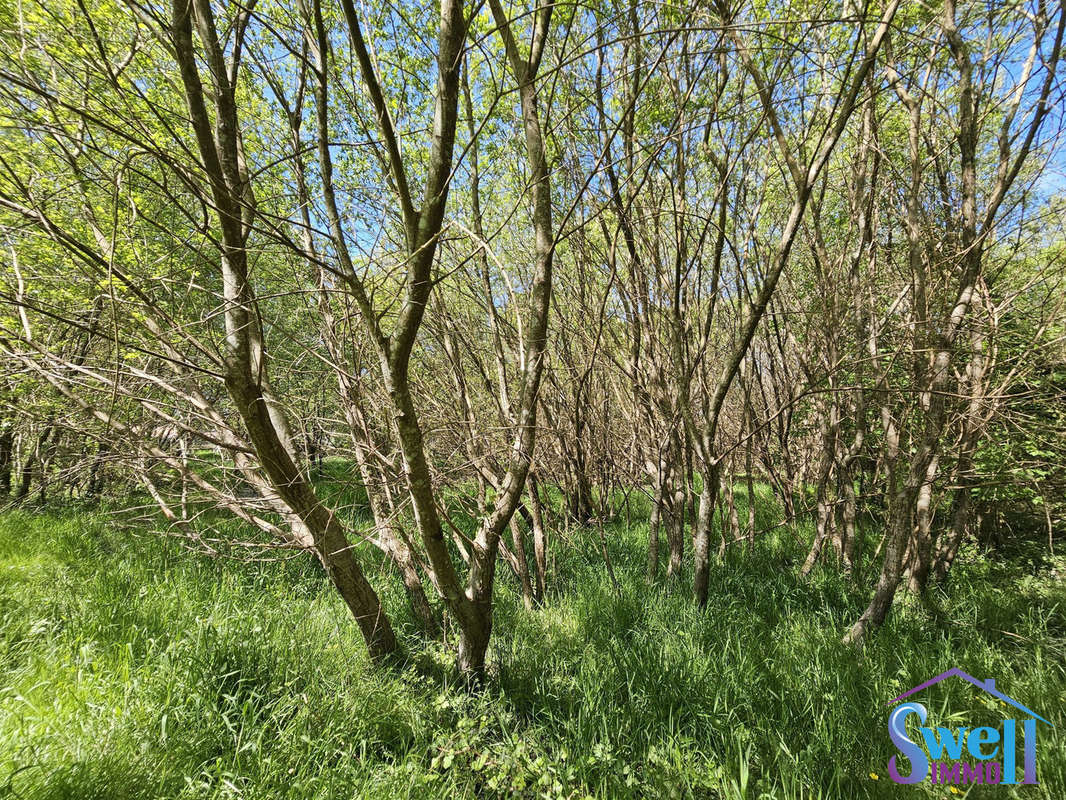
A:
[[0, 488, 1064, 799]]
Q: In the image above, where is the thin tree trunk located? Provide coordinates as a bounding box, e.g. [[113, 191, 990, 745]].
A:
[[528, 473, 548, 604], [15, 424, 53, 503], [665, 466, 684, 579], [0, 426, 15, 498], [646, 472, 664, 583], [844, 483, 912, 645], [510, 515, 535, 609], [745, 443, 756, 551], [693, 465, 719, 607]]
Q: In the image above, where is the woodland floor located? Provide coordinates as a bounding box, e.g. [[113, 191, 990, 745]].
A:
[[0, 479, 1064, 799]]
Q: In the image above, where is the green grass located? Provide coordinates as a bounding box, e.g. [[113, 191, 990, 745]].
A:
[[0, 489, 1064, 799]]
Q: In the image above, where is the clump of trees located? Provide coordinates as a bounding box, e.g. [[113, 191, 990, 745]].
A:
[[2, 0, 1064, 678]]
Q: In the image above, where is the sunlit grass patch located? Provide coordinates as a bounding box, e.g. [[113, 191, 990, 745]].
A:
[[0, 505, 1063, 799]]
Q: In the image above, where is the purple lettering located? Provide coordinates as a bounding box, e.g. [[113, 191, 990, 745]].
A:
[[986, 762, 1002, 784], [939, 763, 961, 784], [962, 763, 983, 784]]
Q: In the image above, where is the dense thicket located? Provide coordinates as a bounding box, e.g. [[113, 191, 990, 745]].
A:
[[1, 0, 1064, 678]]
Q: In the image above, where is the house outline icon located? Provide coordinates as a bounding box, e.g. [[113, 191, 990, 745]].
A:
[[887, 667, 1053, 727]]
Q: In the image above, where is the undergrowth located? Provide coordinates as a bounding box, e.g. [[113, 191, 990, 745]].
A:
[[0, 485, 1063, 799]]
